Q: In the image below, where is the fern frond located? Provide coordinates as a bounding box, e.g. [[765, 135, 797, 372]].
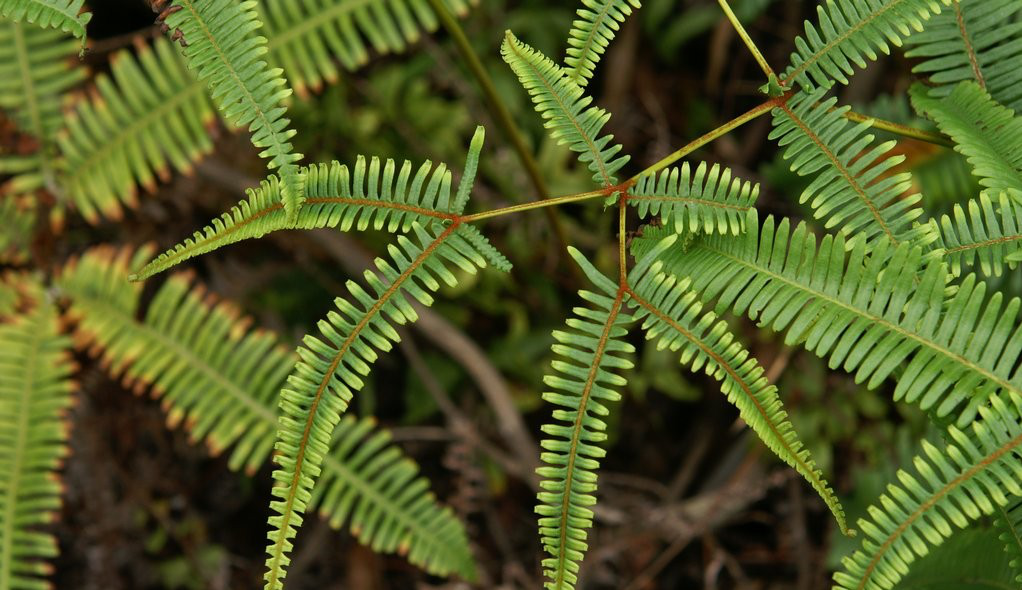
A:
[[57, 37, 217, 222], [636, 211, 1022, 427], [833, 391, 1022, 590], [910, 81, 1022, 197], [0, 19, 85, 195], [563, 0, 640, 87], [265, 221, 504, 589], [131, 158, 459, 281], [781, 0, 948, 90], [536, 247, 632, 590], [163, 0, 303, 219], [770, 89, 933, 247], [260, 0, 474, 97], [933, 191, 1022, 278], [626, 162, 759, 236], [502, 30, 628, 188], [57, 245, 477, 582], [995, 500, 1022, 584], [0, 281, 74, 590], [0, 0, 89, 42], [625, 236, 850, 535], [906, 0, 1022, 111]]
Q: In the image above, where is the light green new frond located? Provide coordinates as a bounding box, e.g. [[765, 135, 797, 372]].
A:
[[781, 0, 948, 90], [563, 0, 641, 87], [636, 211, 1022, 427], [933, 191, 1022, 278], [910, 81, 1022, 197], [164, 0, 303, 218], [57, 245, 477, 583], [771, 89, 934, 247], [58, 37, 217, 223], [260, 0, 474, 97], [0, 0, 89, 42], [0, 281, 74, 590], [536, 247, 632, 590], [995, 500, 1022, 584], [0, 19, 85, 196], [265, 221, 503, 589], [833, 391, 1022, 590], [626, 236, 849, 536], [627, 162, 759, 236], [502, 31, 629, 188], [906, 0, 1022, 111]]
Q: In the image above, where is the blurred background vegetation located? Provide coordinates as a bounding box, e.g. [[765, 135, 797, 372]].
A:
[[10, 0, 1011, 588]]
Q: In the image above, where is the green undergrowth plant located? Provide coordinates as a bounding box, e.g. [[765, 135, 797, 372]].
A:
[[4, 0, 1022, 588]]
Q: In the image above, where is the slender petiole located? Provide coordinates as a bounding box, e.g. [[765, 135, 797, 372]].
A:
[[843, 110, 953, 147], [716, 0, 775, 79], [461, 189, 609, 223]]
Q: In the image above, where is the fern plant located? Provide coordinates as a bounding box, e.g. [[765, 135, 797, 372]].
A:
[[6, 0, 1022, 588]]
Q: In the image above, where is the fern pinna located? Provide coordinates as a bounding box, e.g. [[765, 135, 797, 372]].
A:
[[0, 279, 74, 590]]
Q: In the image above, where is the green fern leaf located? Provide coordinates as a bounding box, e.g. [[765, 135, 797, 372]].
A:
[[0, 197, 34, 264], [265, 221, 504, 589], [770, 89, 934, 247], [57, 37, 217, 223], [536, 246, 632, 590], [932, 191, 1022, 278], [163, 0, 304, 219], [627, 162, 759, 236], [0, 19, 85, 197], [781, 0, 948, 91], [995, 500, 1022, 584], [626, 236, 850, 535], [563, 0, 640, 87], [910, 81, 1022, 197], [260, 0, 474, 97], [906, 0, 1022, 112], [635, 211, 1022, 427], [833, 391, 1022, 590], [0, 0, 89, 42], [502, 30, 629, 188], [0, 280, 74, 590], [57, 245, 477, 582], [131, 127, 488, 281]]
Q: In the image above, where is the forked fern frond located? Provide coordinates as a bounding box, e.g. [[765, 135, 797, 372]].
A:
[[536, 247, 632, 590], [0, 281, 74, 590], [563, 0, 640, 87], [933, 191, 1022, 278], [906, 0, 1022, 111], [0, 0, 89, 42], [626, 162, 759, 236], [833, 391, 1022, 590], [910, 81, 1022, 197], [163, 0, 303, 219], [635, 212, 1022, 427], [57, 245, 477, 582], [502, 31, 628, 188], [265, 221, 504, 589], [781, 0, 948, 90], [260, 0, 474, 97], [995, 500, 1022, 584], [625, 236, 850, 535], [0, 19, 84, 195], [57, 37, 217, 222], [770, 89, 933, 247]]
